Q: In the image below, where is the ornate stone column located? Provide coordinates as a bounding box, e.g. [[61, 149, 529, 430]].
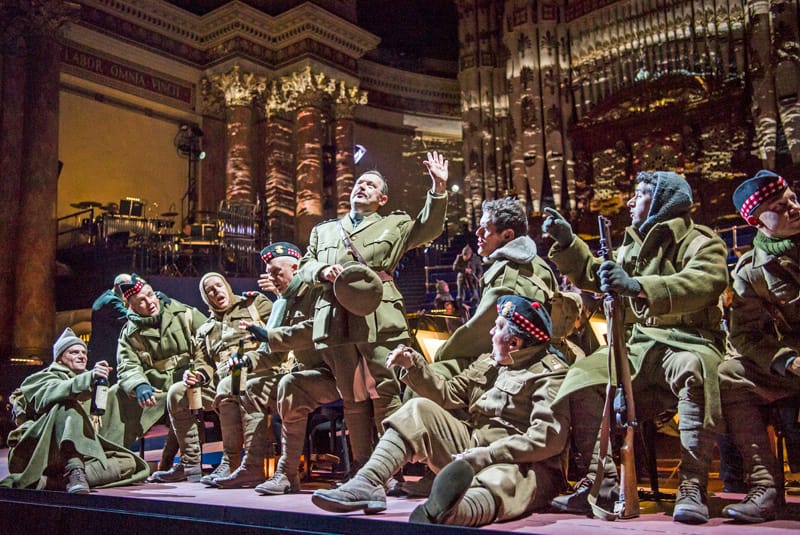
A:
[[198, 80, 227, 215], [206, 65, 265, 204], [333, 82, 367, 217], [282, 67, 335, 246], [1, 2, 74, 361], [262, 80, 297, 243], [0, 8, 29, 359]]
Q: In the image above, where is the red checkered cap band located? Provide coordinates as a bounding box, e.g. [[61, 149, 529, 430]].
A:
[[739, 176, 787, 219], [510, 310, 550, 342], [261, 248, 301, 263], [123, 279, 144, 299]]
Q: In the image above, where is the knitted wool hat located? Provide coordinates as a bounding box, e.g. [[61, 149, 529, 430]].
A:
[[53, 327, 87, 362], [260, 242, 302, 264], [199, 271, 236, 313], [733, 170, 788, 225], [496, 295, 552, 344], [638, 171, 693, 235]]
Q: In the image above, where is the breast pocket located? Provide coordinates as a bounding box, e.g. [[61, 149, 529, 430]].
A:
[[364, 232, 399, 265], [317, 242, 344, 265]]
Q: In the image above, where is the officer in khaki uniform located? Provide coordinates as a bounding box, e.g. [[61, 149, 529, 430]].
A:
[[155, 272, 273, 488], [718, 170, 800, 523], [544, 171, 729, 524], [311, 295, 570, 528], [297, 151, 449, 467], [234, 242, 340, 495], [1, 328, 149, 492], [100, 275, 207, 473]]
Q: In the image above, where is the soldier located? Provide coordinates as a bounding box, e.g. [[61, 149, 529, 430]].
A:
[[311, 295, 570, 528], [452, 244, 481, 304], [543, 171, 729, 524], [101, 274, 207, 480], [235, 242, 340, 495], [433, 197, 563, 377], [153, 272, 272, 488], [297, 152, 449, 472], [87, 273, 131, 370], [1, 328, 149, 492], [717, 170, 800, 523]]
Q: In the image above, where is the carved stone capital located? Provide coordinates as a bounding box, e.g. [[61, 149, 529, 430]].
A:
[[207, 65, 267, 107], [333, 80, 368, 119], [1, 0, 78, 55]]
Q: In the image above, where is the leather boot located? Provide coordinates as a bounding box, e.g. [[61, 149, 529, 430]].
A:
[[213, 463, 266, 488], [158, 428, 180, 472], [64, 458, 90, 494], [722, 485, 779, 523], [149, 462, 202, 483], [311, 475, 387, 514], [200, 455, 238, 486], [409, 460, 474, 524], [550, 476, 620, 515], [673, 397, 713, 524], [255, 472, 302, 495]]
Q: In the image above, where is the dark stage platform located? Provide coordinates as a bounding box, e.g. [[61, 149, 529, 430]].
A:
[[3, 447, 800, 535]]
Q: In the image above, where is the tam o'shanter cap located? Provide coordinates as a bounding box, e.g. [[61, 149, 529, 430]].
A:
[[118, 273, 146, 299], [53, 327, 86, 362], [733, 170, 788, 225], [496, 295, 551, 343], [261, 242, 302, 263], [333, 261, 383, 316]]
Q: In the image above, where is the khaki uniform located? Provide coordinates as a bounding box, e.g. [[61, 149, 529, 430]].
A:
[[550, 216, 729, 485], [388, 346, 570, 522], [254, 278, 340, 477], [1, 362, 149, 490], [298, 190, 447, 461], [434, 235, 558, 376], [719, 242, 800, 487], [101, 297, 207, 447], [168, 293, 273, 468]]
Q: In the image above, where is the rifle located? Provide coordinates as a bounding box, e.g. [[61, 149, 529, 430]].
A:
[[588, 215, 639, 520]]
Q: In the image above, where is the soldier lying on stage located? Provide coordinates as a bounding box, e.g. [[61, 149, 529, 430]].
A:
[[1, 328, 149, 492], [311, 295, 570, 528]]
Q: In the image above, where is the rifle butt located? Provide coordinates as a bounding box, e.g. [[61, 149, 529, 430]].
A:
[[616, 426, 640, 519]]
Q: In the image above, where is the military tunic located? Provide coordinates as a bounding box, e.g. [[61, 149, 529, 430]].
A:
[[718, 242, 800, 487], [251, 278, 340, 477], [550, 216, 728, 427], [1, 362, 149, 490], [387, 345, 570, 522], [434, 235, 558, 375], [168, 293, 273, 467], [297, 190, 446, 459], [101, 297, 207, 446]]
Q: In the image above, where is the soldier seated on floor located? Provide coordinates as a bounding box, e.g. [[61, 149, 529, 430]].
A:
[[311, 295, 570, 528], [1, 328, 149, 493]]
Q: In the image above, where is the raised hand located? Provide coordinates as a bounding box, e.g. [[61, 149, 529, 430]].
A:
[[423, 150, 449, 194], [542, 207, 574, 248]]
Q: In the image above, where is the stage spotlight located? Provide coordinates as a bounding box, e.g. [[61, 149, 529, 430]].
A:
[[354, 144, 367, 164]]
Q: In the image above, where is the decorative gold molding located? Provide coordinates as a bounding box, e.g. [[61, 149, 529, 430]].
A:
[[204, 64, 266, 107]]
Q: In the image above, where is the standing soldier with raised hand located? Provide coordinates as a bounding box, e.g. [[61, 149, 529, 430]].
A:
[[297, 152, 448, 474]]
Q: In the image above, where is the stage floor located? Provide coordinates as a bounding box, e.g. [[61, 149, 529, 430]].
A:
[[3, 445, 800, 534]]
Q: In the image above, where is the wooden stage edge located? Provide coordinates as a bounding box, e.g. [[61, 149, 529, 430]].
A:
[[2, 475, 800, 534]]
